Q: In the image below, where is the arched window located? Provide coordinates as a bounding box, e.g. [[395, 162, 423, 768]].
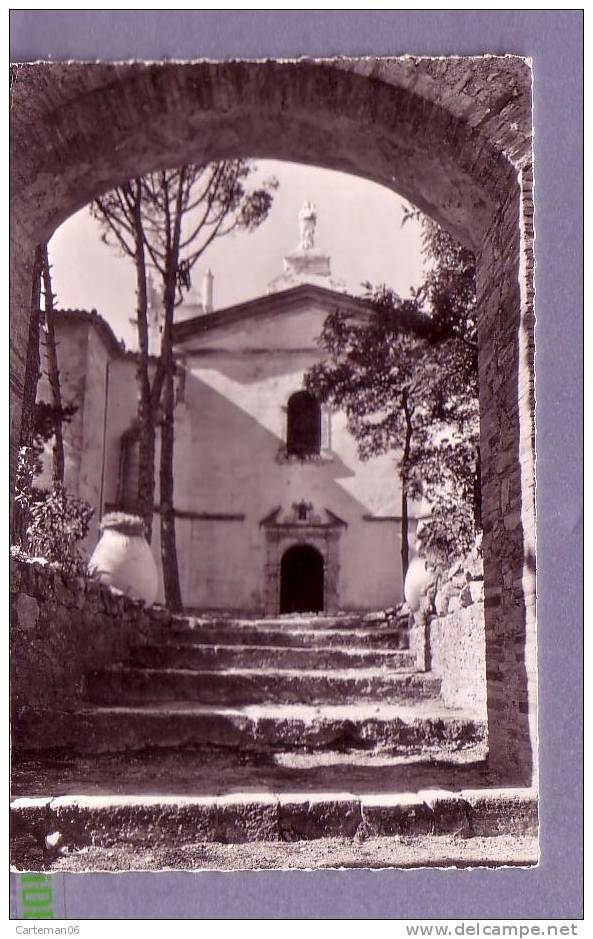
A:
[[286, 390, 321, 456]]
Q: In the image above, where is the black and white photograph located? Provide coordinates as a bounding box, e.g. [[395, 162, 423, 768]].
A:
[[10, 47, 540, 875]]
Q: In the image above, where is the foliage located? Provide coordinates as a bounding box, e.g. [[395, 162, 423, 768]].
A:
[[305, 212, 480, 570], [14, 400, 94, 574], [91, 162, 278, 307], [15, 402, 77, 507], [403, 209, 478, 355], [25, 485, 94, 575], [417, 496, 476, 566]]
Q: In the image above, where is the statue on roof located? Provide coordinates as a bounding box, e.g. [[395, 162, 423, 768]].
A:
[[298, 200, 317, 251]]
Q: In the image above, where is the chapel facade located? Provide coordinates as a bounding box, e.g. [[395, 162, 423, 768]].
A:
[[40, 206, 424, 613]]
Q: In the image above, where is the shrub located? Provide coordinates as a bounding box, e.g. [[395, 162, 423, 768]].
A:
[[13, 400, 94, 575], [416, 496, 476, 567], [23, 483, 94, 576]]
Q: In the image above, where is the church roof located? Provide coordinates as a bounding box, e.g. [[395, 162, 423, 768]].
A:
[[51, 285, 375, 358], [172, 283, 373, 345], [51, 308, 128, 358]]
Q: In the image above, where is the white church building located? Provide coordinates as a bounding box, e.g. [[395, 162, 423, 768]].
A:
[[43, 205, 424, 614]]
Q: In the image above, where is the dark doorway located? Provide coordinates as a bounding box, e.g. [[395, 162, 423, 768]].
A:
[[280, 544, 324, 614]]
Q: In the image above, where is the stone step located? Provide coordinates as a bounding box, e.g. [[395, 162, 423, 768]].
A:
[[86, 666, 441, 707], [14, 703, 485, 756], [12, 746, 490, 801], [182, 613, 399, 630], [162, 624, 409, 650], [129, 643, 416, 672], [11, 786, 537, 862]]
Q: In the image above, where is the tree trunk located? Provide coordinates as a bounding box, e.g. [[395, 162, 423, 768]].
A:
[[13, 246, 43, 544], [401, 481, 409, 583], [137, 400, 156, 538], [159, 362, 182, 612], [158, 173, 186, 612], [131, 185, 157, 540], [19, 246, 43, 449], [473, 444, 482, 530], [399, 389, 414, 584], [40, 244, 65, 486]]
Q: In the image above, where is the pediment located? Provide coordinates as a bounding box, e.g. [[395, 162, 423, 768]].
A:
[[259, 502, 347, 529], [173, 284, 372, 354]]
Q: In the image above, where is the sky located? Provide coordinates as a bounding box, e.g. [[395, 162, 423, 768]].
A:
[[49, 160, 426, 351]]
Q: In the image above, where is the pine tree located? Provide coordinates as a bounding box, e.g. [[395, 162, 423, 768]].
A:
[[92, 162, 277, 610]]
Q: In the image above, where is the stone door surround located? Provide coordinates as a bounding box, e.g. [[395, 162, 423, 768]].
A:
[[260, 504, 345, 615]]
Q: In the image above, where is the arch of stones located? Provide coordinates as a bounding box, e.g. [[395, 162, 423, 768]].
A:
[[9, 56, 537, 787]]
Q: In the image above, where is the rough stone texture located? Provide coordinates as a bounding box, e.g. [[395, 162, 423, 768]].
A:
[[165, 620, 410, 649], [85, 664, 442, 707], [419, 789, 472, 835], [129, 642, 416, 671], [477, 162, 537, 785], [10, 556, 163, 723], [463, 787, 539, 837], [13, 831, 539, 872], [10, 56, 536, 789], [430, 602, 487, 714], [12, 832, 540, 872], [420, 538, 484, 622], [279, 795, 362, 840], [409, 542, 487, 720], [210, 794, 279, 844], [361, 793, 434, 836], [10, 786, 537, 861], [13, 703, 485, 757]]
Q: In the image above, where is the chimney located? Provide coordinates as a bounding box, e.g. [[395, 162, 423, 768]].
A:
[[203, 269, 214, 313]]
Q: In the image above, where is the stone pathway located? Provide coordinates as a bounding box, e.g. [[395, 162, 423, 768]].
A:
[[17, 834, 539, 872], [11, 610, 536, 870]]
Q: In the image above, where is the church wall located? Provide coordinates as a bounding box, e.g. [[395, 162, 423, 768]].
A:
[[338, 521, 407, 611], [175, 337, 416, 612], [100, 356, 138, 514], [40, 306, 424, 613], [186, 517, 262, 612], [36, 318, 112, 555], [190, 305, 341, 352], [37, 318, 89, 496], [76, 327, 111, 551]]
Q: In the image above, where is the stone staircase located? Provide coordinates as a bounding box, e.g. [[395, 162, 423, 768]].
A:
[[12, 611, 495, 863], [68, 611, 482, 755]]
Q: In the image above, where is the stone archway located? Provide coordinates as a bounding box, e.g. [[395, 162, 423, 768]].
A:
[[9, 56, 536, 785]]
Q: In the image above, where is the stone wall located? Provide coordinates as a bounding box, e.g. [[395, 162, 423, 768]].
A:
[[408, 540, 487, 716], [477, 165, 537, 782], [10, 556, 167, 732], [430, 604, 487, 714]]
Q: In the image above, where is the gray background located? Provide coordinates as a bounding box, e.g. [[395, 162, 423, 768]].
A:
[[9, 9, 583, 920]]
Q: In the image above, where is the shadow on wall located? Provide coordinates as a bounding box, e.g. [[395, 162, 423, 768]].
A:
[[162, 364, 410, 613]]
